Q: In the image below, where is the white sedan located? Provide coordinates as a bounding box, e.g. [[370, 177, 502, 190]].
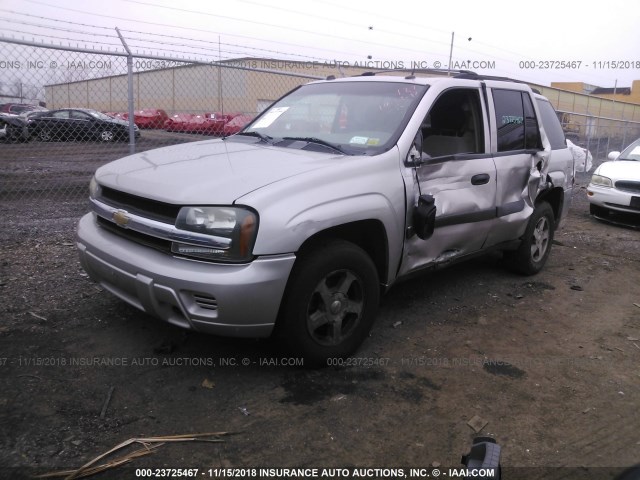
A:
[[588, 138, 640, 217]]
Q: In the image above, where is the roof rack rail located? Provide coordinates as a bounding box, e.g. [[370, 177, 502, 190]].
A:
[[348, 69, 539, 92], [356, 68, 477, 78], [453, 72, 535, 87]]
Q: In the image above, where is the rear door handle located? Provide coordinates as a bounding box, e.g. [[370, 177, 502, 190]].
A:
[[471, 173, 490, 185]]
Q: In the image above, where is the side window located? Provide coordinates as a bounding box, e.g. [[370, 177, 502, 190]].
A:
[[51, 110, 69, 119], [70, 111, 91, 120], [421, 89, 484, 158], [522, 94, 541, 149], [492, 89, 525, 152], [535, 98, 567, 150]]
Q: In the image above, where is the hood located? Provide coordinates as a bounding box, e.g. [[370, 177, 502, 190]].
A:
[[95, 138, 344, 204], [595, 160, 640, 182]]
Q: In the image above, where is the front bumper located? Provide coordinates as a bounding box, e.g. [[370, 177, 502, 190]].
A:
[[587, 185, 640, 214], [77, 213, 295, 337]]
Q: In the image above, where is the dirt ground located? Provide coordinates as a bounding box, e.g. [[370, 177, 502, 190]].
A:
[[1, 139, 639, 479]]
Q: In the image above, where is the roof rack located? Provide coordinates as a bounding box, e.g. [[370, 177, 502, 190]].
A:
[[339, 69, 540, 93], [356, 68, 477, 79], [453, 72, 540, 92]]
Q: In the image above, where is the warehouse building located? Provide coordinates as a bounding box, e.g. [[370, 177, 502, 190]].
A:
[[44, 58, 640, 143]]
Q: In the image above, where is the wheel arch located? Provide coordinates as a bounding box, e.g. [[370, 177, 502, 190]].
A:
[[295, 219, 389, 288], [536, 186, 564, 227]]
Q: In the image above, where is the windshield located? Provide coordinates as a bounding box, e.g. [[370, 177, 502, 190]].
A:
[[618, 138, 640, 161], [236, 81, 427, 155]]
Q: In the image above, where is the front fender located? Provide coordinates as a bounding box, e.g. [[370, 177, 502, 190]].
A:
[[237, 148, 407, 285]]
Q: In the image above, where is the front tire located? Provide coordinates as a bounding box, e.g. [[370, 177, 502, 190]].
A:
[[505, 202, 555, 275], [277, 240, 380, 367], [99, 130, 115, 142]]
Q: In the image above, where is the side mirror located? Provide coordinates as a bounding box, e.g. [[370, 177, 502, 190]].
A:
[[607, 151, 620, 161], [406, 131, 424, 166], [413, 194, 436, 240]]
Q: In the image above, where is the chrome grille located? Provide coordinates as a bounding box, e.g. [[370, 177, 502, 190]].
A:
[[99, 187, 180, 224]]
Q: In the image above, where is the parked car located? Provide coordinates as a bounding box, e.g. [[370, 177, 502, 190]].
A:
[[133, 109, 168, 129], [77, 73, 574, 365], [0, 112, 29, 142], [222, 114, 254, 136], [0, 103, 46, 115], [588, 137, 640, 217], [164, 113, 196, 132], [28, 108, 140, 142], [164, 112, 241, 135], [202, 112, 241, 136], [104, 112, 129, 121]]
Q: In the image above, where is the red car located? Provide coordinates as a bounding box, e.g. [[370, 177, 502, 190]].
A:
[[200, 112, 241, 136], [164, 113, 196, 132], [164, 112, 243, 136], [222, 114, 254, 136], [133, 109, 169, 129], [164, 114, 220, 134]]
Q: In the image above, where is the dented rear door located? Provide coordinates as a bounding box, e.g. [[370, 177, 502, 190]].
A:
[[483, 87, 549, 247]]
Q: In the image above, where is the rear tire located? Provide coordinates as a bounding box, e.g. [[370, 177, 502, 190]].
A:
[[38, 129, 52, 142], [277, 240, 380, 367], [505, 202, 555, 275]]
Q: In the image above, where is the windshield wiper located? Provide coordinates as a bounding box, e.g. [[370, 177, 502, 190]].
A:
[[281, 136, 346, 154], [232, 130, 275, 144]]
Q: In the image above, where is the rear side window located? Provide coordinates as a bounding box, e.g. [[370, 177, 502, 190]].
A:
[[493, 89, 541, 152], [70, 111, 91, 120], [51, 110, 69, 119], [523, 94, 541, 149], [535, 98, 567, 150]]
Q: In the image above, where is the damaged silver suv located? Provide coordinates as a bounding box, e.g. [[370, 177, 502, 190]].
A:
[[77, 72, 574, 364]]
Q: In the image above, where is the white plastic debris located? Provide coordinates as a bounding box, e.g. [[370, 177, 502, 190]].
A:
[[566, 139, 593, 173]]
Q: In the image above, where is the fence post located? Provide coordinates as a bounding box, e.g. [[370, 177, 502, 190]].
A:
[[116, 27, 136, 155], [583, 115, 593, 173], [621, 120, 628, 150]]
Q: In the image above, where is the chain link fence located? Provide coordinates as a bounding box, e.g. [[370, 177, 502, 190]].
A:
[[2, 37, 640, 206], [535, 84, 640, 170], [0, 38, 327, 205]]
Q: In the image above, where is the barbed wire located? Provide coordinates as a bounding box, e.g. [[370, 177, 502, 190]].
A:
[[19, 0, 373, 60], [1, 8, 368, 65]]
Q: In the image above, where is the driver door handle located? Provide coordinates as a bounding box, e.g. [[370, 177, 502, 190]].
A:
[[471, 173, 490, 185]]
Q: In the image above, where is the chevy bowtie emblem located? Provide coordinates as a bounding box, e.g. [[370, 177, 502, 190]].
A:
[[112, 210, 130, 228]]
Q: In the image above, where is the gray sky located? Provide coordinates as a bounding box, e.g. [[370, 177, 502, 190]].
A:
[[1, 0, 639, 88]]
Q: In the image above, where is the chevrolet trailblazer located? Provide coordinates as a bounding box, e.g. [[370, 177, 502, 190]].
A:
[[77, 72, 574, 365]]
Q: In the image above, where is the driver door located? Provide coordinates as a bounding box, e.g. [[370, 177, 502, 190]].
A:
[[399, 87, 497, 274]]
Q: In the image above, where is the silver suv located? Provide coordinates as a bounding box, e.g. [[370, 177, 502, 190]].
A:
[[77, 72, 574, 365]]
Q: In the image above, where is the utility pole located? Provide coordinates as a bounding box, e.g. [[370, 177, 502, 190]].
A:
[[448, 32, 454, 76]]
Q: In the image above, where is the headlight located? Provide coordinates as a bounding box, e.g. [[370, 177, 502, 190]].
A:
[[89, 176, 101, 198], [589, 174, 612, 188], [172, 206, 258, 262]]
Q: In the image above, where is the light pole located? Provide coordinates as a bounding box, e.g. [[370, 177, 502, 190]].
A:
[[448, 33, 472, 75], [448, 32, 454, 76]]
